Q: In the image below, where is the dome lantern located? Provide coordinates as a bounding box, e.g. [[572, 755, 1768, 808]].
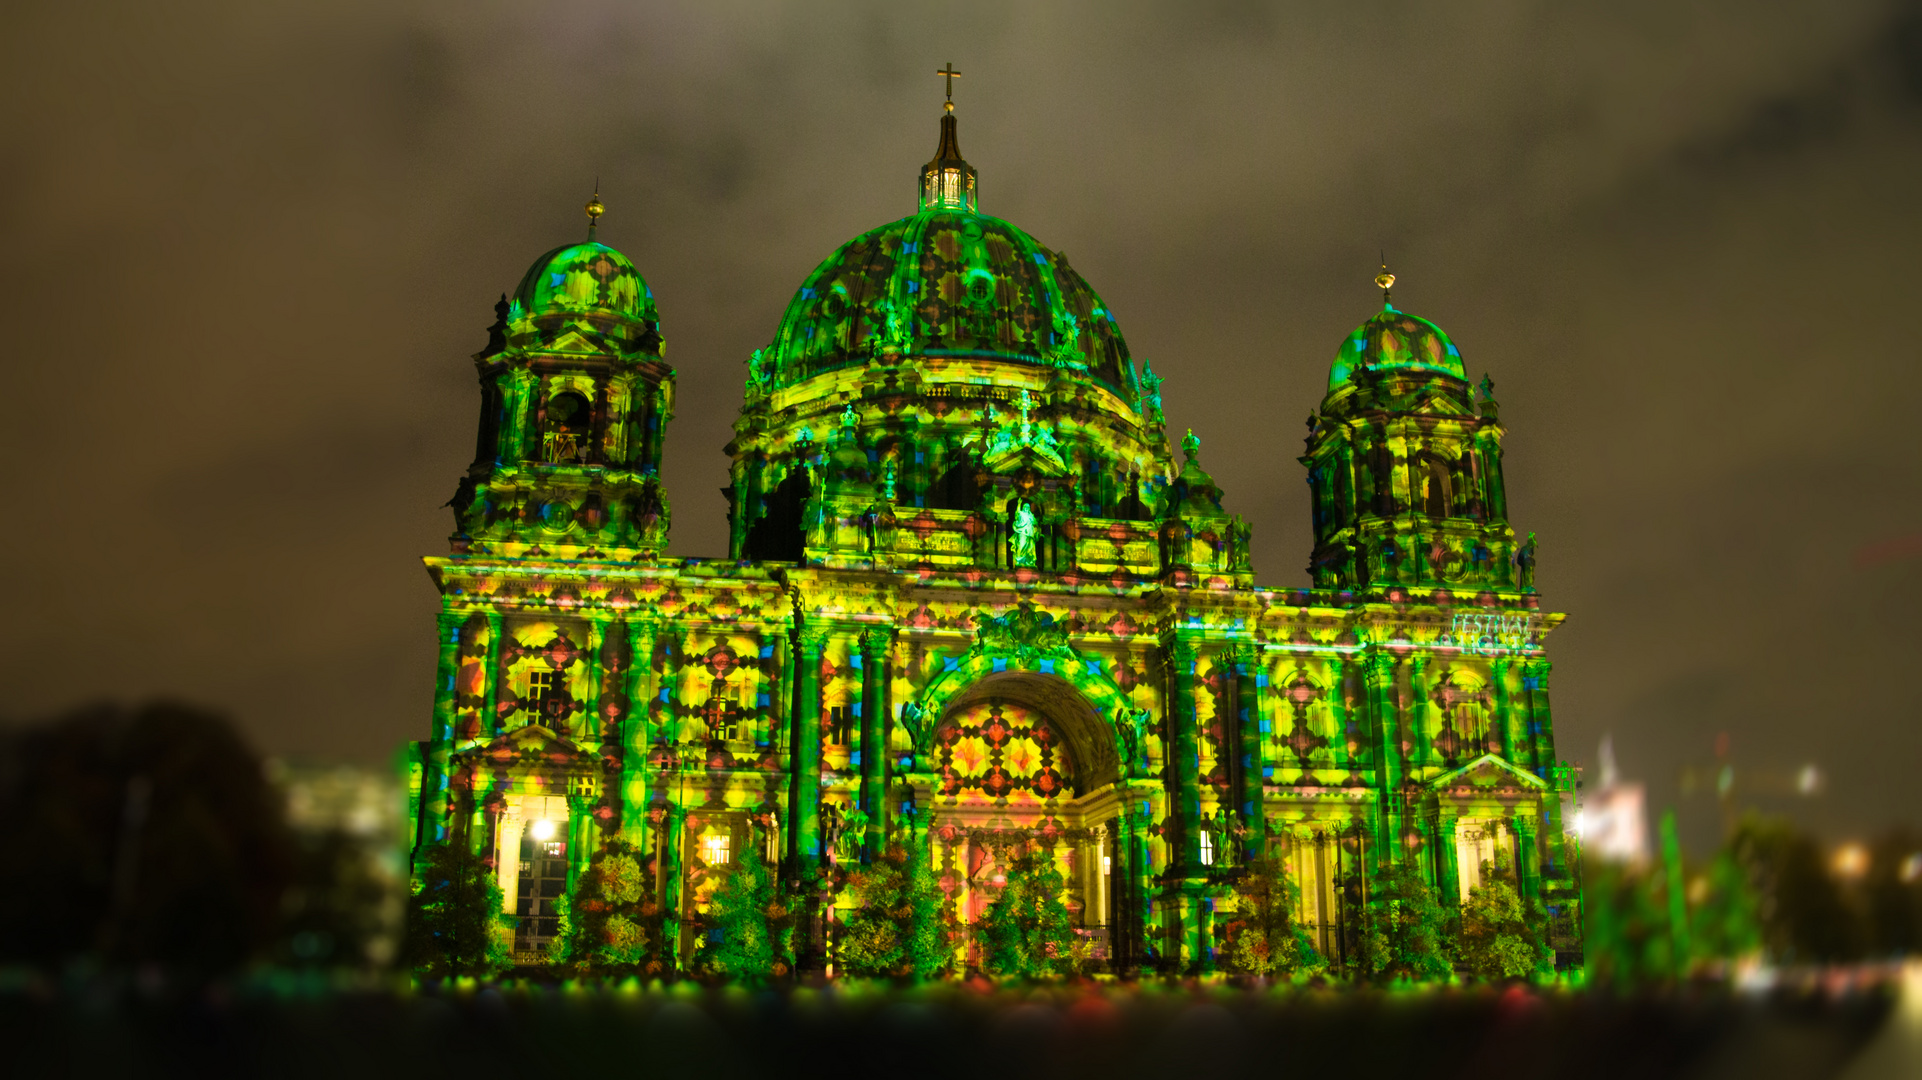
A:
[[919, 63, 977, 212]]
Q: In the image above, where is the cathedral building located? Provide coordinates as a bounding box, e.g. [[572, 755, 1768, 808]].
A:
[[407, 89, 1575, 972]]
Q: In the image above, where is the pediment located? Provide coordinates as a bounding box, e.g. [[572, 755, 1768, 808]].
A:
[[457, 723, 589, 766], [1428, 753, 1546, 792], [984, 443, 1069, 476]]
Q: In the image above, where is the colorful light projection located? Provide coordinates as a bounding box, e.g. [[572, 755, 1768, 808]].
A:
[[409, 88, 1577, 979]]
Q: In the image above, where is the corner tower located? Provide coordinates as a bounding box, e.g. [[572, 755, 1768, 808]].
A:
[[448, 193, 675, 560], [1301, 273, 1519, 596]]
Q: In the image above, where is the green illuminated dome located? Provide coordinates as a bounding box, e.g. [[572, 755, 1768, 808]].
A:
[[506, 238, 662, 357], [759, 111, 1136, 395], [1327, 304, 1465, 391], [511, 241, 659, 326]]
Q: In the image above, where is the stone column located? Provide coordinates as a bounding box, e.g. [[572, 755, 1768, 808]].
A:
[[1329, 658, 1352, 774], [620, 621, 656, 846], [1364, 653, 1402, 867], [1523, 658, 1568, 877], [789, 626, 827, 871], [421, 609, 464, 853], [1408, 656, 1431, 781], [582, 619, 605, 743], [1435, 811, 1461, 909], [1523, 659, 1553, 777], [858, 626, 892, 861], [1512, 813, 1540, 902], [1168, 637, 1203, 872], [1491, 657, 1514, 763], [496, 809, 525, 916], [488, 612, 512, 737], [1234, 647, 1264, 861]]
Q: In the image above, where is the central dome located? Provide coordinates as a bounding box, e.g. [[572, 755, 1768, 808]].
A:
[[760, 208, 1135, 394]]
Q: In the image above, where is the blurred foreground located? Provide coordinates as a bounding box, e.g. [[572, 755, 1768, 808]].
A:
[[0, 972, 1910, 1080]]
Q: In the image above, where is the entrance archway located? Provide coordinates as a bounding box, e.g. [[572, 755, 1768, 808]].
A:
[[914, 671, 1130, 967]]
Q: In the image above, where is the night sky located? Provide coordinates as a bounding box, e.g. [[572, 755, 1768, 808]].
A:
[[3, 1, 1917, 851]]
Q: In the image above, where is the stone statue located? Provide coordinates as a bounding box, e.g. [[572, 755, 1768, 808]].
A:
[[1011, 501, 1038, 568], [1516, 531, 1538, 591]]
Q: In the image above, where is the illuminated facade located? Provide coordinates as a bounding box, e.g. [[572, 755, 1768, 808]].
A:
[[408, 99, 1575, 972]]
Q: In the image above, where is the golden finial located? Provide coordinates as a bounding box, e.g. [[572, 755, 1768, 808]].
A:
[[1375, 252, 1395, 306], [937, 62, 961, 111], [585, 182, 605, 239]]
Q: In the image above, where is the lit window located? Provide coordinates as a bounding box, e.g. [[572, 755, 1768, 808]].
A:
[[1199, 829, 1216, 866], [701, 832, 732, 866]]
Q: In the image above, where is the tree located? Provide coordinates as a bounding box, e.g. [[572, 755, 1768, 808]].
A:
[[1457, 856, 1553, 982], [279, 827, 395, 970], [403, 842, 512, 979], [1689, 849, 1764, 963], [554, 838, 670, 979], [1864, 828, 1922, 956], [838, 843, 952, 979], [1731, 815, 1864, 964], [1357, 858, 1453, 983], [1219, 856, 1323, 979], [0, 702, 295, 978], [973, 847, 1074, 980], [700, 846, 793, 986]]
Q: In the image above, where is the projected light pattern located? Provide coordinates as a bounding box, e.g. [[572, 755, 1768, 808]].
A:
[[408, 97, 1576, 979]]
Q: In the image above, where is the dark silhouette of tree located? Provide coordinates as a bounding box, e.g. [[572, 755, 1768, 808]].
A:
[[279, 828, 393, 969], [0, 701, 293, 977], [403, 843, 511, 979], [1732, 815, 1864, 964]]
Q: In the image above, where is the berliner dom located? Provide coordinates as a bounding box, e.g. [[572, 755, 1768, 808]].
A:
[[408, 87, 1575, 976]]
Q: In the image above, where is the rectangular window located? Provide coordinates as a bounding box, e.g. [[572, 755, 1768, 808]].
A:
[[527, 669, 568, 729]]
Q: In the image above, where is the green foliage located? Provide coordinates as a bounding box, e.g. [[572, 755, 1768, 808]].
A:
[[1689, 849, 1764, 961], [404, 842, 512, 979], [1355, 858, 1453, 983], [973, 848, 1074, 980], [1220, 857, 1324, 979], [554, 839, 671, 979], [1581, 859, 1675, 986], [838, 844, 954, 979], [700, 846, 794, 986], [1457, 857, 1553, 982]]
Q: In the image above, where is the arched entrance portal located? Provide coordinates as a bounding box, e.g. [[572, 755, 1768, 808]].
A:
[[918, 671, 1128, 965]]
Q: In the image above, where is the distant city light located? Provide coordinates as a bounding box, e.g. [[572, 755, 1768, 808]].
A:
[[1832, 842, 1869, 879], [1903, 853, 1922, 884], [1796, 764, 1823, 796]]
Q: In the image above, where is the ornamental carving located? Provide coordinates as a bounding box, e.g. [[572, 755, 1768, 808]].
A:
[[970, 601, 1071, 662]]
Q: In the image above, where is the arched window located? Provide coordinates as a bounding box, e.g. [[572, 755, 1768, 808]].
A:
[[1423, 456, 1454, 519], [542, 390, 593, 464]]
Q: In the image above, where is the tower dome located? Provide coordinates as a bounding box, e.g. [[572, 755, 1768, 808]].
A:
[[511, 241, 658, 325], [1326, 304, 1466, 391]]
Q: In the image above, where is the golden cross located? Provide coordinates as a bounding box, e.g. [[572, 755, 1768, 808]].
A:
[[936, 62, 961, 102]]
